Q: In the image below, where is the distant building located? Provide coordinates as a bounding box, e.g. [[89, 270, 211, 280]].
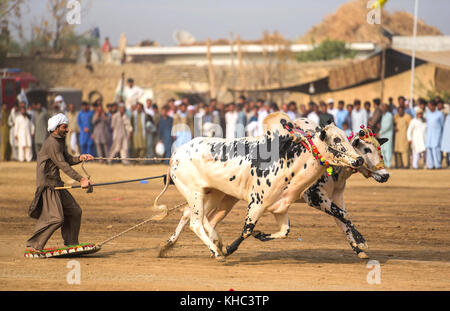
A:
[[125, 42, 376, 65], [392, 36, 450, 52]]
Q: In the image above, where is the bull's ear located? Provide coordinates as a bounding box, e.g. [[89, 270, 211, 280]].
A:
[[352, 138, 360, 148], [377, 137, 389, 146], [319, 129, 327, 141]]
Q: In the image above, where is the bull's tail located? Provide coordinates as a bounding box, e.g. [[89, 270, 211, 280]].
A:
[[151, 168, 172, 221]]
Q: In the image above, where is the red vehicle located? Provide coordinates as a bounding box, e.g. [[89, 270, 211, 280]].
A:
[[0, 68, 39, 110]]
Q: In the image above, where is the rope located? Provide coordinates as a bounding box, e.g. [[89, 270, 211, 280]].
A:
[[93, 157, 170, 161], [97, 201, 188, 247]]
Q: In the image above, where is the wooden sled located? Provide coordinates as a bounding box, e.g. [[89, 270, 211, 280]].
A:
[[24, 243, 101, 259]]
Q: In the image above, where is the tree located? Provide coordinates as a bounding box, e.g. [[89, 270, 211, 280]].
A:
[[0, 0, 25, 64], [296, 39, 356, 62]]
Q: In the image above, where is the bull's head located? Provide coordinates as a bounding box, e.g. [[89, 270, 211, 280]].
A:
[[349, 127, 390, 183], [293, 119, 364, 169]]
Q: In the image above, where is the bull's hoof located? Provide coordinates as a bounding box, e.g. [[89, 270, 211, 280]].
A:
[[358, 242, 368, 250], [358, 251, 369, 259], [251, 230, 274, 242], [215, 255, 226, 263], [157, 241, 174, 258]]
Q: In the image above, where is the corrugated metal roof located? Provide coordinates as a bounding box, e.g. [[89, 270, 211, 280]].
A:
[[395, 49, 450, 68]]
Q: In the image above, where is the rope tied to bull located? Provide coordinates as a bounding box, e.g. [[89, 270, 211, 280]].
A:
[[283, 125, 335, 176]]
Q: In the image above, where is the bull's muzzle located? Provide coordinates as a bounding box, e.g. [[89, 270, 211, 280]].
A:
[[352, 156, 364, 168]]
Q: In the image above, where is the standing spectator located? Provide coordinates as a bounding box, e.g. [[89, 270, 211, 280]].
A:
[[123, 78, 144, 111], [345, 104, 353, 132], [8, 102, 20, 160], [299, 104, 307, 118], [379, 104, 394, 168], [246, 106, 260, 137], [307, 102, 320, 124], [318, 101, 334, 127], [441, 104, 450, 167], [33, 102, 48, 154], [158, 105, 174, 164], [327, 98, 337, 122], [144, 103, 157, 159], [131, 103, 151, 158], [66, 103, 79, 156], [173, 103, 193, 149], [425, 101, 444, 169], [102, 37, 112, 64], [85, 45, 93, 73], [77, 102, 95, 155], [0, 105, 11, 161], [236, 103, 247, 138], [144, 98, 154, 116], [287, 101, 298, 121], [364, 101, 372, 119], [407, 108, 427, 169], [109, 103, 132, 164], [342, 121, 352, 137], [387, 97, 396, 113], [92, 103, 111, 162], [394, 106, 412, 168], [54, 95, 67, 113], [335, 100, 348, 130], [368, 98, 382, 134], [398, 96, 414, 117], [351, 99, 368, 133], [217, 101, 227, 136], [14, 106, 34, 162], [256, 102, 270, 136], [225, 103, 239, 139]]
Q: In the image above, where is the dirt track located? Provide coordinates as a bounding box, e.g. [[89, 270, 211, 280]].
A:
[[0, 162, 449, 290]]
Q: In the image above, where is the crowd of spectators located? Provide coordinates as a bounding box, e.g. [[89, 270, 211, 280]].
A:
[[1, 78, 449, 170]]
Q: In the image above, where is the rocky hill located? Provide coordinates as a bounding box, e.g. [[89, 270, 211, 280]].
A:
[[298, 0, 442, 45]]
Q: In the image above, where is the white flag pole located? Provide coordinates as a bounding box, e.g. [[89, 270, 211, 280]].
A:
[[409, 0, 419, 107]]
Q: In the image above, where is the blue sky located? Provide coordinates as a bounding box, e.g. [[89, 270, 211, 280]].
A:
[[18, 0, 449, 46]]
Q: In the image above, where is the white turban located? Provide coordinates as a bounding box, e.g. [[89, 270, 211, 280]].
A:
[[54, 95, 64, 102], [48, 113, 69, 132]]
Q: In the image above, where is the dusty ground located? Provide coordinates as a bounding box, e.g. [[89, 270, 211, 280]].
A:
[[0, 161, 449, 291]]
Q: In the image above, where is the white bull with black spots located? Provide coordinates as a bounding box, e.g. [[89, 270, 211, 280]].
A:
[[152, 112, 364, 261], [160, 120, 389, 260]]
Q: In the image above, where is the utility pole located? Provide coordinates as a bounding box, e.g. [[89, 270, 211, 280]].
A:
[[206, 38, 216, 99]]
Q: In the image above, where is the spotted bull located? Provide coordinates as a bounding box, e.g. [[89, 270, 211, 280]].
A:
[[153, 113, 364, 261]]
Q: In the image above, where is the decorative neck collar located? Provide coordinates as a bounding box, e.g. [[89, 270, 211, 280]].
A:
[[283, 125, 334, 176]]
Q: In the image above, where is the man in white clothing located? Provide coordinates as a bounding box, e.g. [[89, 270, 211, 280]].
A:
[[407, 107, 427, 169], [351, 99, 368, 133], [124, 78, 144, 111], [14, 106, 35, 162]]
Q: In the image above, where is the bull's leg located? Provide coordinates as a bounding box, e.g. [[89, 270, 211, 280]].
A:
[[225, 200, 264, 257], [331, 196, 368, 259], [158, 206, 191, 257], [252, 212, 290, 241], [188, 190, 226, 261], [303, 189, 368, 259], [206, 195, 239, 253]]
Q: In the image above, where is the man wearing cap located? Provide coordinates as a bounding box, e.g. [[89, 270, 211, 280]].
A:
[[54, 95, 67, 114], [407, 107, 427, 169], [327, 98, 337, 122], [27, 113, 94, 251]]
